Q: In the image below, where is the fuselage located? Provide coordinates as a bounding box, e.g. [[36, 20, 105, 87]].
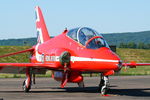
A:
[[31, 27, 121, 73]]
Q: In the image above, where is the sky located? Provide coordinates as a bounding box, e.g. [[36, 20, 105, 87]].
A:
[[0, 0, 150, 39]]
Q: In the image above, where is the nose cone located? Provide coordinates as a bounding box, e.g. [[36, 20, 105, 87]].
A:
[[89, 47, 121, 71]]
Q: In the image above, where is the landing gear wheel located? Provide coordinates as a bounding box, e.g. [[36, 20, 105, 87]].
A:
[[101, 86, 108, 95], [77, 81, 85, 88], [22, 80, 31, 92]]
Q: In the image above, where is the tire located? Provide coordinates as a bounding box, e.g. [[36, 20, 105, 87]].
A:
[[22, 80, 31, 92], [101, 87, 108, 95]]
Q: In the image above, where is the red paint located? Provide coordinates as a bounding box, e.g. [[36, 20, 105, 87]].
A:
[[102, 94, 110, 97]]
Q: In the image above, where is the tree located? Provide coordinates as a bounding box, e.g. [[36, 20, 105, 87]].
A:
[[137, 42, 145, 49], [127, 42, 137, 49], [119, 42, 127, 48]]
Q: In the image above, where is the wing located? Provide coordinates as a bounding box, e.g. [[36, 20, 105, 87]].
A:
[[122, 62, 150, 68], [0, 47, 58, 70], [0, 63, 58, 69]]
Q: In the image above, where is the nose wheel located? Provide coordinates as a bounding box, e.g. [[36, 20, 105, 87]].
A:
[[98, 75, 109, 95]]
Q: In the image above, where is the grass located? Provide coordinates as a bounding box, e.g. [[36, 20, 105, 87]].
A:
[[0, 46, 150, 77], [117, 48, 150, 63], [120, 66, 150, 75], [0, 74, 26, 78], [0, 46, 30, 63]]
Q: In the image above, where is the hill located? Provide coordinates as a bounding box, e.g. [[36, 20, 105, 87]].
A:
[[0, 38, 36, 46], [0, 31, 150, 46], [103, 31, 150, 46]]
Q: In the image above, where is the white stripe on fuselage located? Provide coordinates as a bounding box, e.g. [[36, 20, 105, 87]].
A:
[[35, 49, 118, 63], [35, 44, 42, 62], [71, 56, 118, 63]]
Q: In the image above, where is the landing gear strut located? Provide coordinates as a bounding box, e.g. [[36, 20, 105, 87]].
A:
[[22, 68, 32, 92], [99, 75, 109, 95], [77, 81, 85, 88]]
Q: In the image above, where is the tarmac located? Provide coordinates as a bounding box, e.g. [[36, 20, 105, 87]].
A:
[[0, 76, 150, 100]]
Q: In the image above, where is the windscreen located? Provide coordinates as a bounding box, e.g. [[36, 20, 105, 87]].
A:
[[78, 27, 109, 49], [67, 27, 109, 49]]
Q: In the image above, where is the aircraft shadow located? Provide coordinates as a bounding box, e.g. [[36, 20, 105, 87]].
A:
[[109, 88, 150, 97], [57, 87, 150, 97], [0, 86, 150, 97]]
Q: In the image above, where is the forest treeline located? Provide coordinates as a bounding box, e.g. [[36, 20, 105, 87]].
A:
[[119, 42, 150, 49], [0, 30, 149, 49]]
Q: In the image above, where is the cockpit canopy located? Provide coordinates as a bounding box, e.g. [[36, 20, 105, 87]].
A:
[[67, 27, 109, 49]]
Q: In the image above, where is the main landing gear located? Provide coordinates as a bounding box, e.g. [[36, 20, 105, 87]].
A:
[[22, 68, 32, 92], [98, 75, 109, 95], [77, 81, 85, 88]]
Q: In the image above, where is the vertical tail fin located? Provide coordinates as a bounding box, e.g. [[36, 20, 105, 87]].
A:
[[35, 6, 50, 44]]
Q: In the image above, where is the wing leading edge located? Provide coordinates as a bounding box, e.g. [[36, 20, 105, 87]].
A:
[[0, 47, 58, 70], [0, 48, 34, 58], [122, 62, 150, 68], [0, 63, 58, 69]]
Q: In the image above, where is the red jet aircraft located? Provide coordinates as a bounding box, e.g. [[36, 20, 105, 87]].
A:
[[0, 6, 150, 95]]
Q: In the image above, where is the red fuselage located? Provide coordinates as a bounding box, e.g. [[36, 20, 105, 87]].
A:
[[31, 31, 121, 73]]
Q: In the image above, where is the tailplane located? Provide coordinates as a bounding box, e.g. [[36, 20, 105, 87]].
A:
[[35, 6, 50, 44]]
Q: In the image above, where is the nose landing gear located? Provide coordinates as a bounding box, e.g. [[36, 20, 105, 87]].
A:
[[99, 75, 109, 95]]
